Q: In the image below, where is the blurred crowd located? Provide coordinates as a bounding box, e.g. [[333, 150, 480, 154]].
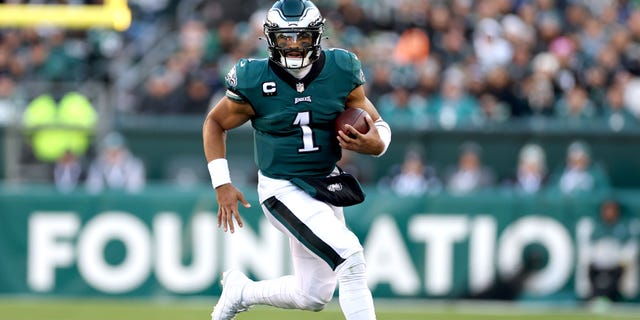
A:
[[2, 0, 640, 191], [3, 0, 640, 128], [123, 0, 640, 132], [374, 139, 612, 197], [127, 0, 640, 131]]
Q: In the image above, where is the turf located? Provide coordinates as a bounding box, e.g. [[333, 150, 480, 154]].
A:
[[0, 298, 638, 320]]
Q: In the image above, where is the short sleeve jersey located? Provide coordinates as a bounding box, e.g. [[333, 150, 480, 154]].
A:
[[224, 49, 366, 179]]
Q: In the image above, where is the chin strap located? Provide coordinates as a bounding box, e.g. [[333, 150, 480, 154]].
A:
[[285, 64, 312, 79], [281, 51, 314, 70]]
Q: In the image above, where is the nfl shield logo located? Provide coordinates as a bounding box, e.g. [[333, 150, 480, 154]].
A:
[[296, 83, 304, 93]]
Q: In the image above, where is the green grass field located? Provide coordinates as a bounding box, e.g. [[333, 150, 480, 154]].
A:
[[1, 298, 639, 320]]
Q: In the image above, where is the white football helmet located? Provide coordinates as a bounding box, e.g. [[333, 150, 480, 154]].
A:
[[263, 0, 325, 69]]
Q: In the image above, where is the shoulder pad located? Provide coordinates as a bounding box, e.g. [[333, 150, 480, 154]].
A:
[[225, 58, 268, 91], [325, 48, 360, 70], [324, 48, 366, 84]]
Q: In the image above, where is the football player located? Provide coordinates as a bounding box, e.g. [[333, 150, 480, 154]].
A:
[[202, 0, 391, 319]]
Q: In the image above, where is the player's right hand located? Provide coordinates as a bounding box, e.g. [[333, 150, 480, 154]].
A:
[[337, 115, 384, 155], [215, 183, 251, 233]]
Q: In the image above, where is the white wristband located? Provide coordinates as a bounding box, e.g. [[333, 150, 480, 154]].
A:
[[374, 118, 391, 157], [208, 158, 231, 189]]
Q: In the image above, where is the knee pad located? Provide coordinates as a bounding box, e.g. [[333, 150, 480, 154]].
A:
[[296, 291, 330, 312], [292, 276, 334, 312], [335, 252, 376, 319], [337, 252, 367, 283]]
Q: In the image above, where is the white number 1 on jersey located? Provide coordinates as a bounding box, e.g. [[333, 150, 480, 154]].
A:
[[293, 111, 319, 153]]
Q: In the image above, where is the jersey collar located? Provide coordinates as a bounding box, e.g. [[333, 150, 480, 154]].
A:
[[270, 51, 326, 93]]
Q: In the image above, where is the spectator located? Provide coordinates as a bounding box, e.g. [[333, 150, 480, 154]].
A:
[[180, 72, 214, 114], [414, 57, 441, 99], [602, 83, 639, 131], [482, 66, 520, 119], [477, 93, 510, 124], [501, 13, 535, 48], [177, 19, 211, 66], [431, 21, 473, 69], [509, 42, 534, 83], [430, 66, 480, 129], [578, 16, 608, 63], [445, 141, 495, 195], [535, 2, 563, 49], [473, 18, 513, 74], [588, 199, 639, 303], [0, 74, 23, 126], [136, 68, 182, 114], [393, 27, 430, 66], [379, 148, 442, 197], [548, 36, 579, 94], [582, 65, 609, 109], [365, 63, 394, 105], [505, 143, 548, 194], [550, 140, 611, 196], [377, 85, 429, 130], [86, 132, 146, 194], [53, 150, 85, 194], [522, 71, 556, 117], [554, 85, 597, 124], [24, 29, 85, 82], [623, 45, 640, 120]]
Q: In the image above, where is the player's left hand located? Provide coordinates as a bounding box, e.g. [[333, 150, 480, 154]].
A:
[[337, 115, 385, 155]]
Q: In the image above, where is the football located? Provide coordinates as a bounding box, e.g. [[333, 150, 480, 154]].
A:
[[335, 107, 370, 137]]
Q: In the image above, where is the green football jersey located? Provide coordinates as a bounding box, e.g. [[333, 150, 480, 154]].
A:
[[225, 49, 366, 179]]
